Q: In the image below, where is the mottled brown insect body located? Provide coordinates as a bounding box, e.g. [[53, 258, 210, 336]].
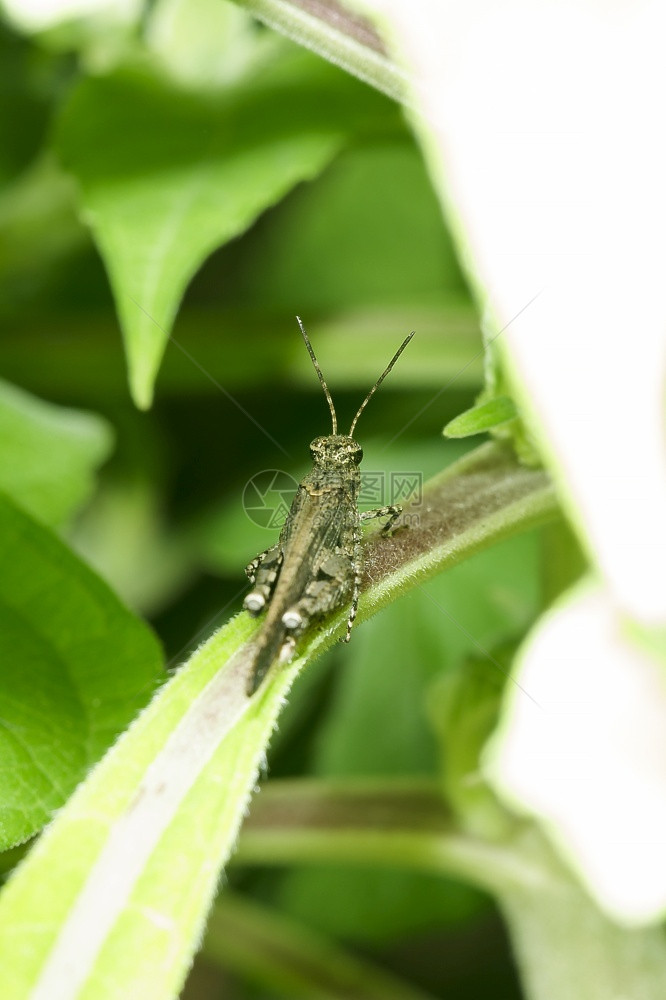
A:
[[243, 320, 413, 695]]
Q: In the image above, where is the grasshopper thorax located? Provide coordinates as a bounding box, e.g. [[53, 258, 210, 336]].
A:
[[309, 435, 363, 468]]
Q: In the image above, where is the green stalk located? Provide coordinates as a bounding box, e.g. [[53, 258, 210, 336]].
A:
[[237, 779, 666, 1000], [228, 0, 410, 103]]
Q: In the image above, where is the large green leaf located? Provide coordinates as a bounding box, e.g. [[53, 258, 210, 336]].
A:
[[56, 49, 397, 408], [217, 140, 467, 313], [0, 378, 113, 526], [0, 494, 163, 849], [0, 444, 557, 1000]]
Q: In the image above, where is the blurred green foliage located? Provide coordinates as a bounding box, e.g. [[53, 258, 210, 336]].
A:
[[0, 2, 556, 996]]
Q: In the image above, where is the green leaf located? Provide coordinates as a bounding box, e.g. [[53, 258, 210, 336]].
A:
[[275, 528, 541, 940], [70, 477, 197, 616], [220, 141, 467, 313], [0, 302, 482, 402], [430, 646, 516, 839], [468, 324, 541, 464], [0, 29, 54, 185], [56, 50, 397, 408], [0, 379, 113, 526], [314, 532, 540, 779], [277, 861, 481, 944], [0, 493, 163, 850], [0, 611, 296, 1000], [0, 154, 85, 294], [444, 395, 517, 438], [0, 443, 557, 998], [539, 519, 588, 604]]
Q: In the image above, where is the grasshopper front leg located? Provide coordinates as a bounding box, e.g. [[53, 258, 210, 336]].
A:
[[244, 544, 282, 615]]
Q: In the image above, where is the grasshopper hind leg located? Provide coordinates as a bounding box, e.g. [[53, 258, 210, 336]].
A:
[[244, 544, 282, 616], [342, 523, 362, 643]]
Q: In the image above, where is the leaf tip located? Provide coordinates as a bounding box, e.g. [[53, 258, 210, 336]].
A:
[[127, 358, 155, 409]]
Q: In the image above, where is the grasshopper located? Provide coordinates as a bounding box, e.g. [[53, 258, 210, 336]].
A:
[[243, 317, 414, 695]]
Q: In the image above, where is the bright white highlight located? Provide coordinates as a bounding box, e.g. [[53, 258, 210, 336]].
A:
[[282, 610, 303, 630], [2, 0, 138, 32], [244, 593, 265, 613], [374, 0, 666, 924], [376, 0, 666, 626], [486, 584, 666, 924]]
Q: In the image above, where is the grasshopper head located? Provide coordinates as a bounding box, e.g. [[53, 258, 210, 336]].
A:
[[309, 434, 363, 467]]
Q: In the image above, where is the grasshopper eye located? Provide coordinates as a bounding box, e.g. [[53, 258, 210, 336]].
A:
[[352, 445, 363, 464]]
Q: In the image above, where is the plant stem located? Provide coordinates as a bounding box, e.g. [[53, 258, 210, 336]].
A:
[[237, 779, 666, 1000], [228, 0, 410, 103], [498, 833, 666, 1000]]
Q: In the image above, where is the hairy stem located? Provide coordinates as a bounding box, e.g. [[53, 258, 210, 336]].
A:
[[228, 0, 410, 103]]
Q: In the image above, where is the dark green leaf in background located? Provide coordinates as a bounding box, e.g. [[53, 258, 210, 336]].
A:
[[0, 378, 113, 526], [217, 140, 466, 314], [56, 48, 399, 408], [275, 526, 542, 942], [0, 494, 163, 849]]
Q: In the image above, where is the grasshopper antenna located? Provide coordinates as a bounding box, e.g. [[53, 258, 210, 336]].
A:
[[349, 331, 414, 436], [297, 316, 338, 435]]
